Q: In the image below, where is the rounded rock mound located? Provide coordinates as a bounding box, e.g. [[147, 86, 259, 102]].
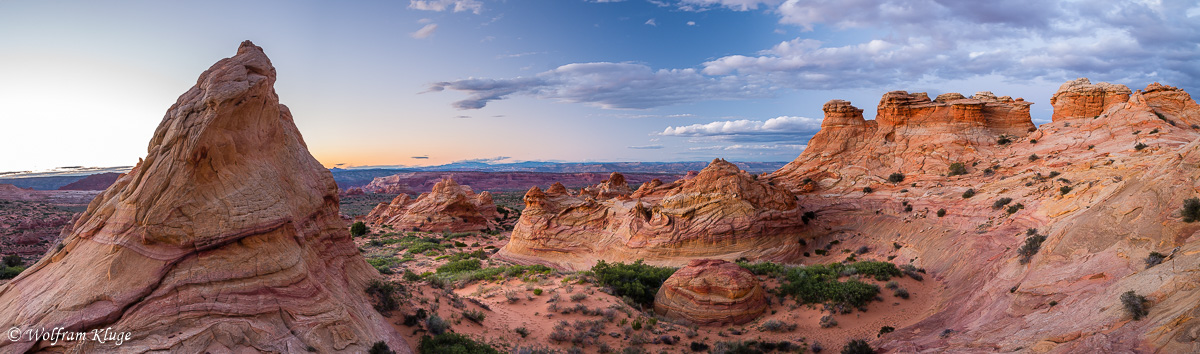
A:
[[653, 259, 767, 325]]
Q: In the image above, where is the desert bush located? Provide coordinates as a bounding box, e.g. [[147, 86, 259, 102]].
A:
[[856, 246, 870, 254], [862, 186, 874, 194], [936, 208, 946, 217], [1182, 198, 1200, 222], [948, 162, 967, 176], [689, 342, 710, 352], [533, 288, 544, 296], [850, 261, 901, 281], [778, 263, 881, 307], [2, 255, 22, 267], [570, 293, 588, 302], [1028, 154, 1040, 162], [1135, 142, 1148, 151], [426, 314, 449, 335], [515, 327, 530, 338], [1006, 203, 1024, 214], [0, 266, 25, 280], [365, 280, 400, 312], [996, 135, 1012, 145], [759, 319, 797, 332], [819, 315, 838, 328], [841, 339, 875, 354], [736, 261, 787, 277], [350, 221, 368, 237], [418, 332, 500, 354], [992, 197, 1013, 209], [436, 259, 482, 274], [893, 288, 910, 299], [368, 341, 395, 354], [1059, 186, 1072, 195], [1121, 290, 1149, 320], [885, 281, 899, 290], [879, 326, 895, 336], [1017, 234, 1047, 264], [900, 264, 924, 281], [962, 189, 976, 198], [591, 260, 676, 308], [1145, 252, 1166, 269], [463, 309, 486, 324], [888, 173, 905, 183]]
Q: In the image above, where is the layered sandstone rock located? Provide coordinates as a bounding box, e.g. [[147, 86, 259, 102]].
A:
[[654, 259, 767, 325], [773, 90, 1035, 189], [579, 172, 633, 199], [497, 158, 807, 271], [1050, 78, 1132, 121], [365, 176, 499, 232], [0, 41, 407, 353], [772, 79, 1200, 353]]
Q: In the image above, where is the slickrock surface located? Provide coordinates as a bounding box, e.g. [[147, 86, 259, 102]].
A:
[[774, 90, 1035, 189], [772, 80, 1200, 353], [365, 176, 500, 232], [497, 159, 807, 271], [0, 41, 408, 353], [654, 259, 767, 325]]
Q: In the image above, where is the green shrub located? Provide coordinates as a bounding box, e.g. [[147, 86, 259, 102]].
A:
[[1121, 290, 1149, 320], [437, 259, 482, 274], [1006, 203, 1025, 214], [777, 263, 881, 308], [351, 221, 368, 237], [532, 288, 543, 296], [0, 266, 25, 280], [936, 208, 946, 217], [426, 314, 449, 335], [850, 261, 902, 281], [948, 162, 967, 176], [463, 309, 486, 323], [418, 332, 500, 354], [737, 261, 787, 277], [1182, 198, 1200, 222], [2, 255, 22, 267], [962, 189, 976, 198], [887, 173, 905, 183], [591, 260, 677, 308], [1059, 186, 1072, 195]]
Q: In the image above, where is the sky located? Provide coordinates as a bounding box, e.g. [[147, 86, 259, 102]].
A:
[[1, 0, 1197, 172]]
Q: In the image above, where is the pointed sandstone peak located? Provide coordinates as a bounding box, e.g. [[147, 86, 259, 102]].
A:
[[0, 42, 409, 353]]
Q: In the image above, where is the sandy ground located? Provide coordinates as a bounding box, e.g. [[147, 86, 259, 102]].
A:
[[352, 225, 942, 353]]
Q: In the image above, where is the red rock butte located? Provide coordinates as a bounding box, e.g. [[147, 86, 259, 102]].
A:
[[0, 41, 409, 353], [365, 176, 500, 232]]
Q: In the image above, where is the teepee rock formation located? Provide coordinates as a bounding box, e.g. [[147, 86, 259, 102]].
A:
[[0, 41, 408, 353]]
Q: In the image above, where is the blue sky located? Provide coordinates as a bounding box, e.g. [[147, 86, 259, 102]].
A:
[[1, 0, 1197, 172]]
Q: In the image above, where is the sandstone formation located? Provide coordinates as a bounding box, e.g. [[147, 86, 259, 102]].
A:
[[654, 259, 767, 325], [362, 171, 680, 194], [774, 90, 1036, 189], [366, 176, 500, 232], [0, 41, 408, 353], [1050, 78, 1132, 121], [497, 159, 808, 271], [768, 80, 1200, 353]]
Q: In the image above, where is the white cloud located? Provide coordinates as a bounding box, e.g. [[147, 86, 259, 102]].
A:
[[687, 21, 697, 26], [660, 116, 821, 137], [645, 18, 657, 26], [411, 24, 438, 39], [678, 0, 781, 11], [409, 0, 483, 14]]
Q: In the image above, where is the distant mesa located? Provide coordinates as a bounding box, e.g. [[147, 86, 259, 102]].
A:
[[497, 158, 808, 271], [654, 259, 768, 326], [0, 41, 408, 352], [366, 176, 500, 232], [56, 172, 120, 190]]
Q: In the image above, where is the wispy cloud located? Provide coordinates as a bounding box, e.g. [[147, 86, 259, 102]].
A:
[[409, 0, 483, 14], [412, 156, 430, 159], [645, 18, 657, 26], [628, 145, 665, 149], [412, 23, 438, 39]]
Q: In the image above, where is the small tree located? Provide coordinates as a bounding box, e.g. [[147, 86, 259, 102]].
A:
[[350, 221, 368, 237], [1, 255, 21, 267]]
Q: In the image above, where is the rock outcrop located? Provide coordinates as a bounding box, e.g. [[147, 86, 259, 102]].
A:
[[654, 259, 767, 325], [366, 176, 500, 232], [497, 159, 808, 271], [1050, 78, 1132, 121], [773, 90, 1035, 189], [0, 41, 408, 353], [769, 79, 1200, 353]]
